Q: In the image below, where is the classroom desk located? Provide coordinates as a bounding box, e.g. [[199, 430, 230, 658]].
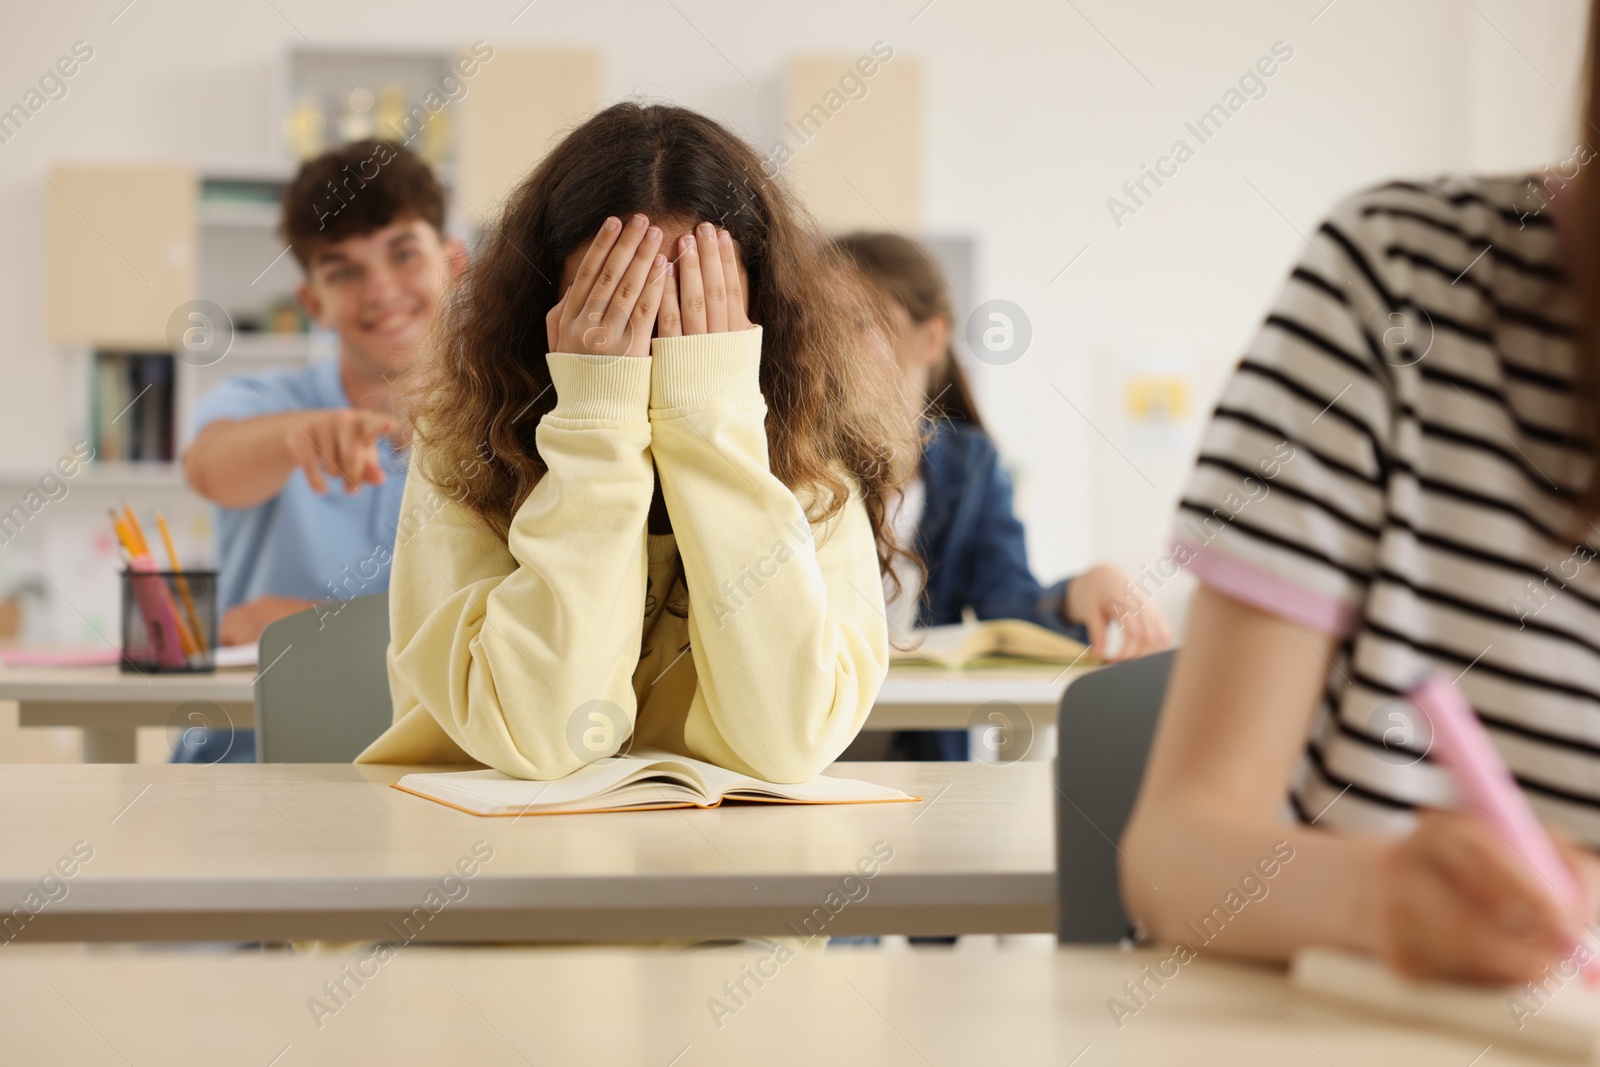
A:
[[0, 663, 1087, 763], [0, 946, 1543, 1066], [0, 664, 256, 762], [871, 664, 1085, 730], [0, 760, 1051, 943]]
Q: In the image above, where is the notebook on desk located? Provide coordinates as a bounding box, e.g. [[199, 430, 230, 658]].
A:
[[891, 619, 1099, 669], [394, 747, 920, 816], [1290, 948, 1600, 1057]]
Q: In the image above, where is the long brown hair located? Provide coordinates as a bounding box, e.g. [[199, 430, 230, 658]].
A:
[[833, 232, 985, 431], [411, 103, 917, 579]]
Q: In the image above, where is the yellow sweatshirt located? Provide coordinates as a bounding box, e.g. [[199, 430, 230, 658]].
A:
[[356, 327, 890, 783]]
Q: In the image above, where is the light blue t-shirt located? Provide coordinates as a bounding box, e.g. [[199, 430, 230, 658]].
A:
[[193, 359, 408, 613]]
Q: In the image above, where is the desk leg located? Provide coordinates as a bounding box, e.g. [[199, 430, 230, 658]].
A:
[[971, 718, 1057, 764], [81, 727, 138, 763]]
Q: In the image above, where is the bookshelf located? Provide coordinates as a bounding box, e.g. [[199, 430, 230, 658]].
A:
[[0, 461, 184, 489], [66, 173, 325, 466], [24, 45, 602, 644], [29, 171, 320, 645], [89, 350, 177, 464], [48, 45, 605, 484]]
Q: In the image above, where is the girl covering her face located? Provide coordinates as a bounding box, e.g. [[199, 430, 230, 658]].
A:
[[358, 103, 917, 783]]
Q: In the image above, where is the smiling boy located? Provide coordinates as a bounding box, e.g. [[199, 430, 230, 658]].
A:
[[185, 140, 464, 652]]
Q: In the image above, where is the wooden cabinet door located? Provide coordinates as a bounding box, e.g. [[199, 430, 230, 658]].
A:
[[47, 165, 196, 347], [458, 49, 601, 218], [783, 54, 922, 232]]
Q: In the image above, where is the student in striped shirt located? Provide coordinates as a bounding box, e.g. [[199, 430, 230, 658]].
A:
[[1121, 82, 1600, 978]]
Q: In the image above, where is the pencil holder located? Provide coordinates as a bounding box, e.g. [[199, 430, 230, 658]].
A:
[[119, 567, 218, 674]]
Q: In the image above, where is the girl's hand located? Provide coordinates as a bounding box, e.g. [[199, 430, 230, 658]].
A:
[[547, 214, 668, 357], [1064, 562, 1173, 660], [1377, 810, 1600, 984], [658, 221, 750, 337]]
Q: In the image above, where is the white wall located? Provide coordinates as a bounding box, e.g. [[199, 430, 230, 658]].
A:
[[0, 0, 1591, 637]]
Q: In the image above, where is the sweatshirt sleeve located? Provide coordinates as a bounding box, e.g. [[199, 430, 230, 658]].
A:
[[385, 352, 655, 779], [647, 326, 890, 783]]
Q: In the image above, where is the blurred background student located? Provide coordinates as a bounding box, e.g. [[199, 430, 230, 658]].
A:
[[836, 233, 1172, 761], [176, 139, 464, 762]]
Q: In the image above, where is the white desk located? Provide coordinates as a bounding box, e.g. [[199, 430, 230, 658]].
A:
[[870, 664, 1083, 729], [0, 946, 1548, 1066], [0, 761, 1052, 942], [0, 664, 256, 762], [0, 663, 1086, 763]]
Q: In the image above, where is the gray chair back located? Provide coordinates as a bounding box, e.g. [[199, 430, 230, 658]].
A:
[[1056, 650, 1176, 943], [254, 592, 393, 763]]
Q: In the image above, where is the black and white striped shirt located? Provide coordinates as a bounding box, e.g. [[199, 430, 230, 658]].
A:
[[1174, 174, 1600, 841]]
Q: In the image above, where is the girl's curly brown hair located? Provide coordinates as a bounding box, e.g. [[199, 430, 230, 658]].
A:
[[410, 102, 918, 583]]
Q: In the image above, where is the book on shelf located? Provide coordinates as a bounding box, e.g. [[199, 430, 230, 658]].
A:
[[890, 619, 1099, 670], [394, 747, 920, 816], [90, 351, 174, 464]]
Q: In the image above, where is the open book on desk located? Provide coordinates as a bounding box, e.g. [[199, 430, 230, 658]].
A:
[[1291, 948, 1599, 1057], [891, 619, 1100, 670], [394, 747, 921, 816]]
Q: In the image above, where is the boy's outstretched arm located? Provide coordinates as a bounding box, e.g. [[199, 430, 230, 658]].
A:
[[184, 408, 394, 508]]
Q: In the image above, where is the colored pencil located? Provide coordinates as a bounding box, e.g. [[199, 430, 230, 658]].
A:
[[121, 500, 151, 556], [113, 507, 197, 660], [156, 513, 207, 654], [110, 513, 138, 556]]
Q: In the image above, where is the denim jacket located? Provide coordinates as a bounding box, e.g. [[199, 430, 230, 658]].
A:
[[891, 421, 1088, 761]]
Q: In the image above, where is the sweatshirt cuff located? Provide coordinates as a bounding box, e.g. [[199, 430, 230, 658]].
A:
[[649, 326, 763, 411], [546, 352, 652, 422]]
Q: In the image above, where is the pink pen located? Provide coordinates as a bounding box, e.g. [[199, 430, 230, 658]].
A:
[[1410, 672, 1600, 984], [126, 554, 189, 670]]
